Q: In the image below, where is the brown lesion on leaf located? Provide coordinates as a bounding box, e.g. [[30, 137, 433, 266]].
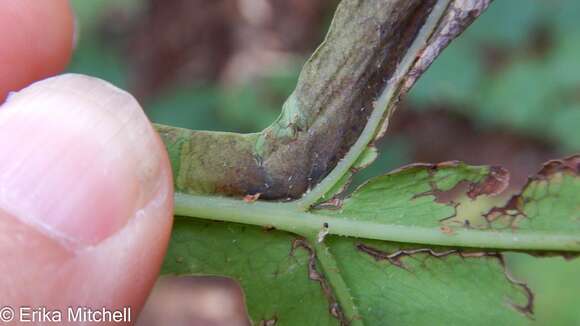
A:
[[397, 160, 554, 231], [291, 238, 349, 326], [530, 251, 580, 261], [355, 243, 535, 317], [409, 161, 510, 203], [356, 243, 458, 269], [440, 225, 455, 235], [491, 253, 535, 318], [536, 155, 580, 178], [365, 157, 576, 232], [438, 202, 461, 224], [313, 198, 344, 211], [479, 155, 579, 230], [405, 161, 506, 224], [243, 193, 262, 203], [467, 166, 510, 199], [481, 195, 527, 230], [408, 163, 449, 202]]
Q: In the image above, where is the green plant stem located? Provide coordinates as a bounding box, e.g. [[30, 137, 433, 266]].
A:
[[175, 193, 580, 252], [311, 240, 363, 326], [293, 0, 451, 210]]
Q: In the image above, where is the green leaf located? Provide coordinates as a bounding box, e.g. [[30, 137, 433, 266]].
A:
[[166, 156, 580, 324], [325, 238, 531, 325], [318, 157, 580, 251], [154, 1, 580, 324], [408, 0, 580, 153], [164, 219, 336, 325], [165, 220, 532, 325]]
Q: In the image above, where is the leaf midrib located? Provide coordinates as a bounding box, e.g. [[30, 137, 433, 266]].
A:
[[174, 192, 580, 252]]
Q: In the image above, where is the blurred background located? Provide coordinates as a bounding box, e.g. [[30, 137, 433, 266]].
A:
[[68, 0, 580, 325]]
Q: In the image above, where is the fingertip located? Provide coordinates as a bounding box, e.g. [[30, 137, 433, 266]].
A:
[[0, 73, 174, 313], [0, 0, 74, 102], [0, 73, 172, 246]]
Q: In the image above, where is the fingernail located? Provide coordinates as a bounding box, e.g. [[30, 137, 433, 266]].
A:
[[0, 74, 170, 246]]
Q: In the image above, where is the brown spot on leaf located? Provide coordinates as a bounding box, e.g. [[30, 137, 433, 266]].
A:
[[467, 166, 510, 199], [479, 155, 579, 230], [244, 193, 261, 203], [410, 162, 510, 203], [405, 162, 477, 204], [440, 226, 455, 235]]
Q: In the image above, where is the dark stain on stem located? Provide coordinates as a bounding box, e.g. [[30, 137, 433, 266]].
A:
[[158, 0, 493, 200]]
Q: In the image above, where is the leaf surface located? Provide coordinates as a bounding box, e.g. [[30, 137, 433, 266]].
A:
[[165, 156, 580, 324], [165, 220, 532, 325], [157, 0, 580, 324], [319, 157, 580, 251], [165, 219, 336, 325]]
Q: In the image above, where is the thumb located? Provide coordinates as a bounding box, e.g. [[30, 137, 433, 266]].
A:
[[0, 74, 173, 320]]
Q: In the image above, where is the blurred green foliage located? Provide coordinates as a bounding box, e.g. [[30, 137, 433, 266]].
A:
[[68, 0, 580, 324], [411, 0, 580, 153], [69, 0, 580, 154], [68, 0, 134, 87]]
